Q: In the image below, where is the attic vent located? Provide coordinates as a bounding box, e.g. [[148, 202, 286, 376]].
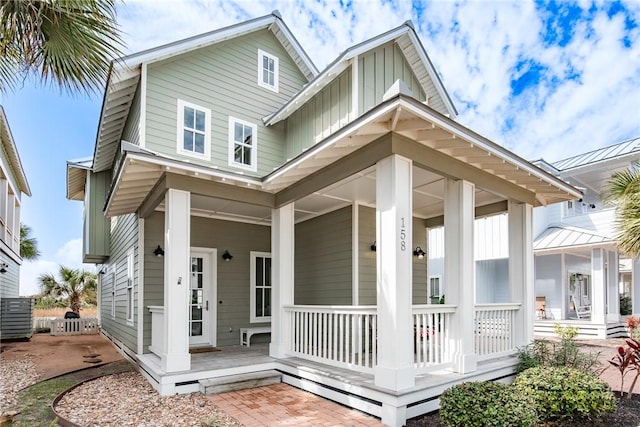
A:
[[383, 79, 413, 101]]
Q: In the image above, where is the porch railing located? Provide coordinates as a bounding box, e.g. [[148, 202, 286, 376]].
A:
[[412, 305, 456, 372], [284, 305, 377, 373], [474, 303, 520, 359]]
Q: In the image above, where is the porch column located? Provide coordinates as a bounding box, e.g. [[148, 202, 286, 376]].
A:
[[633, 257, 640, 315], [374, 154, 414, 392], [270, 202, 295, 359], [607, 250, 620, 323], [508, 201, 534, 347], [591, 248, 606, 324], [445, 179, 477, 373], [161, 188, 191, 372]]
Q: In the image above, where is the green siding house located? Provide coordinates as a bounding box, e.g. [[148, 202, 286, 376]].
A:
[[67, 11, 580, 427]]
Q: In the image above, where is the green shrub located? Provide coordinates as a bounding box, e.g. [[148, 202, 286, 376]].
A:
[[516, 324, 601, 374], [439, 381, 537, 427], [513, 366, 616, 422]]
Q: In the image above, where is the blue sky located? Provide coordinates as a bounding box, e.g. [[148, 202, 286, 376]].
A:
[[2, 0, 639, 295]]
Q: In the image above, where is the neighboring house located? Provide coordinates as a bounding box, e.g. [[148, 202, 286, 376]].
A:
[[531, 137, 640, 338], [66, 12, 579, 427], [0, 106, 31, 298]]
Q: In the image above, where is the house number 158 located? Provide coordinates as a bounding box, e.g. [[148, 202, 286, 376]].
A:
[[400, 217, 406, 251]]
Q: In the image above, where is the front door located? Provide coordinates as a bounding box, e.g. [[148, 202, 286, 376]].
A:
[[189, 250, 216, 346]]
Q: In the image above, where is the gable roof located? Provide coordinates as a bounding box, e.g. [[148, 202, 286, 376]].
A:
[[0, 106, 31, 197], [263, 20, 457, 126], [92, 11, 318, 173]]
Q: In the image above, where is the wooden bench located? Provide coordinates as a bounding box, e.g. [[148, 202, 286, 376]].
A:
[[240, 326, 271, 347], [576, 305, 591, 319]]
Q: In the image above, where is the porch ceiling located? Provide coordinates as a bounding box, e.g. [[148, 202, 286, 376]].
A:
[[105, 94, 580, 219]]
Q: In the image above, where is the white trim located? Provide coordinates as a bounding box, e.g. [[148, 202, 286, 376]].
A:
[[351, 55, 359, 119], [111, 265, 116, 319], [352, 203, 359, 305], [228, 117, 258, 172], [176, 99, 211, 161], [250, 251, 272, 323], [136, 218, 145, 354], [190, 247, 217, 347], [139, 63, 147, 149], [126, 248, 135, 323], [257, 49, 279, 93]]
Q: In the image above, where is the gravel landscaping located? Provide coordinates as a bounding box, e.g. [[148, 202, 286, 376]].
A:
[[0, 356, 39, 408]]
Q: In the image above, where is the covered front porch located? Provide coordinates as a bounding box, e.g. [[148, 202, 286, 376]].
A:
[[105, 93, 580, 426]]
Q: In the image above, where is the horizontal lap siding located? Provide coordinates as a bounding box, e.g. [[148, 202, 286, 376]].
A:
[[285, 68, 352, 159], [145, 30, 307, 176], [143, 213, 270, 350], [122, 85, 141, 145], [0, 256, 20, 298], [357, 206, 428, 305], [100, 214, 139, 354], [295, 207, 352, 305], [359, 42, 426, 115]]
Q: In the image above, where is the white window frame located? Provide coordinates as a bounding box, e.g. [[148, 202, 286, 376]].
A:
[[176, 99, 211, 161], [228, 117, 258, 172], [111, 266, 116, 318], [126, 249, 134, 323], [429, 275, 441, 299], [250, 251, 272, 323], [257, 49, 279, 92]]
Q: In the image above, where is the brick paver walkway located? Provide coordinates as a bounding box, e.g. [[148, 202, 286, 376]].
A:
[[208, 383, 384, 427]]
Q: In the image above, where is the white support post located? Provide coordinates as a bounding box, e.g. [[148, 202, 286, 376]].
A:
[[633, 257, 640, 316], [508, 201, 534, 347], [270, 203, 295, 359], [374, 154, 415, 391], [591, 248, 606, 324], [161, 189, 191, 373], [445, 179, 477, 374], [607, 250, 620, 323]]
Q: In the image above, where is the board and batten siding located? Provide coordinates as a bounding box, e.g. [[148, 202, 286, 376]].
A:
[[359, 42, 426, 115], [122, 84, 141, 145], [285, 68, 352, 159], [295, 206, 352, 305], [357, 205, 428, 305], [100, 213, 139, 354], [143, 212, 271, 350], [144, 30, 308, 176]]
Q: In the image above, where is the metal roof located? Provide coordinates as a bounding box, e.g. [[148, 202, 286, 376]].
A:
[[0, 106, 31, 197], [552, 136, 640, 171], [533, 225, 613, 252]]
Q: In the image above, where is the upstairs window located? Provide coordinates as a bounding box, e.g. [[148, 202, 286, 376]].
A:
[[228, 117, 257, 171], [258, 49, 279, 92], [177, 100, 211, 160]]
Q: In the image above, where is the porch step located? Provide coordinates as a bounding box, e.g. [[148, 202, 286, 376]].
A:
[[199, 370, 281, 394]]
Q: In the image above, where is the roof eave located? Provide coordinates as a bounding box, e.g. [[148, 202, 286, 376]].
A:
[[0, 106, 31, 197]]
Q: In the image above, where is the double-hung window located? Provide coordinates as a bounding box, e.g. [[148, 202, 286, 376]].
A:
[[177, 100, 211, 160], [258, 49, 279, 92], [228, 117, 257, 171], [250, 252, 272, 323]]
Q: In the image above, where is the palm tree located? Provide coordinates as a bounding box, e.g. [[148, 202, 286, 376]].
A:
[[606, 162, 640, 256], [20, 223, 40, 260], [39, 265, 97, 314], [0, 0, 123, 95]]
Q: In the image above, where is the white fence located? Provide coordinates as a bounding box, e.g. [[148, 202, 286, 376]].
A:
[[474, 303, 520, 359], [46, 318, 100, 335], [412, 305, 456, 372], [284, 305, 378, 373]]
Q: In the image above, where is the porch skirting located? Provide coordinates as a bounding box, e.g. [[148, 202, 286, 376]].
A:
[[534, 320, 629, 339]]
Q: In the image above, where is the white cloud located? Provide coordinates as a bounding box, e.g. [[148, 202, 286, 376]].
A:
[[20, 238, 95, 296]]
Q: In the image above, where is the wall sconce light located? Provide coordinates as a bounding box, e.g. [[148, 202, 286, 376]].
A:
[[0, 262, 8, 274], [98, 267, 107, 275], [413, 246, 426, 259], [589, 203, 596, 209], [370, 241, 376, 251], [222, 250, 233, 261], [153, 245, 165, 257]]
